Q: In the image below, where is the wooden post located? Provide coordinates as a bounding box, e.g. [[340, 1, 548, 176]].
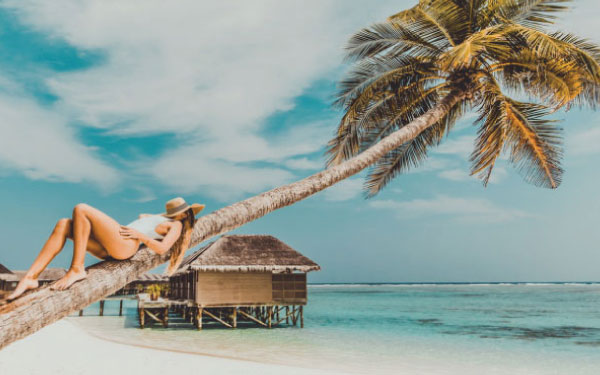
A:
[[140, 307, 145, 329], [99, 300, 104, 316], [163, 306, 169, 327], [196, 307, 203, 330], [292, 305, 297, 326], [276, 305, 280, 321], [300, 305, 304, 328], [78, 309, 83, 316], [232, 307, 237, 328], [203, 309, 233, 328], [286, 306, 289, 324], [268, 306, 272, 328], [119, 300, 123, 316], [238, 309, 267, 327], [183, 305, 187, 320]]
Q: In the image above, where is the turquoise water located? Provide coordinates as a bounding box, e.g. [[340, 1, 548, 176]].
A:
[[68, 284, 600, 374]]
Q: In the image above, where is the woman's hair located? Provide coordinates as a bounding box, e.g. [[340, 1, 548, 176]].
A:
[[164, 207, 196, 276]]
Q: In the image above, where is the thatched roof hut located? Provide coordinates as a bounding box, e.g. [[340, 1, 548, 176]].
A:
[[112, 272, 169, 297], [134, 273, 169, 282], [0, 268, 67, 291], [174, 234, 321, 274], [11, 268, 67, 282], [0, 263, 12, 275], [170, 234, 320, 312]]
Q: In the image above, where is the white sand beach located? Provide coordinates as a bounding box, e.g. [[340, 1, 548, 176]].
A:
[[0, 318, 347, 375]]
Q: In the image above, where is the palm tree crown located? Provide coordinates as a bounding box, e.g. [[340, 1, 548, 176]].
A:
[[325, 0, 600, 197]]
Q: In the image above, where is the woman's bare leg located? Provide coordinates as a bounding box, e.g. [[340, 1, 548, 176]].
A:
[[6, 218, 108, 300], [50, 204, 93, 290], [51, 203, 140, 291]]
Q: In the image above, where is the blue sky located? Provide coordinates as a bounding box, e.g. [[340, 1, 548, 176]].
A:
[[1, 0, 600, 283]]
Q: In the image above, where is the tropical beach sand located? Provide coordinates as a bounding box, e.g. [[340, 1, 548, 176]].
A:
[[3, 284, 600, 375], [0, 318, 346, 375]]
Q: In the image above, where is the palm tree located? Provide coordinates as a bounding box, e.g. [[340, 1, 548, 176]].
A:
[[326, 0, 600, 195], [1, 0, 598, 348]]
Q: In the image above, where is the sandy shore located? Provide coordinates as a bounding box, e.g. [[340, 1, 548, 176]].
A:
[[0, 318, 348, 375]]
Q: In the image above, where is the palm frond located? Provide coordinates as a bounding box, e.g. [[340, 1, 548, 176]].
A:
[[334, 55, 436, 109], [362, 97, 466, 197], [470, 80, 563, 188], [344, 22, 443, 62], [505, 26, 600, 79], [490, 53, 582, 110], [326, 59, 444, 168], [480, 0, 572, 29]]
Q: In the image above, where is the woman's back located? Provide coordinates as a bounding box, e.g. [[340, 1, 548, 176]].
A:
[[125, 215, 174, 240]]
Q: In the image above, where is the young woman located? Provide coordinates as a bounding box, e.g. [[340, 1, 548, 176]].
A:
[[6, 197, 205, 301]]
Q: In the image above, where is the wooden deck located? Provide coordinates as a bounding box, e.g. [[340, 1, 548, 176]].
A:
[[136, 294, 304, 329], [72, 293, 306, 330]]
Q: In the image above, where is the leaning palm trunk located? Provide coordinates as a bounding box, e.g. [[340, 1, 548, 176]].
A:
[[0, 91, 465, 350]]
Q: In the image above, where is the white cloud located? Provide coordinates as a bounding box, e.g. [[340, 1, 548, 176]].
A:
[[369, 194, 532, 223], [438, 168, 471, 182], [1, 0, 399, 198], [283, 157, 324, 171], [124, 185, 157, 203], [321, 177, 365, 202], [434, 135, 475, 157], [438, 167, 507, 184], [569, 127, 600, 156], [139, 146, 296, 202], [405, 156, 457, 174], [554, 0, 600, 44], [0, 93, 120, 192]]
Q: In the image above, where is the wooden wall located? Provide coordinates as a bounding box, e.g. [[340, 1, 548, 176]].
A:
[[195, 272, 272, 307], [272, 273, 307, 304]]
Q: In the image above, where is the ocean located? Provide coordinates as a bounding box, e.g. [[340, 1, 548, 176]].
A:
[[67, 283, 600, 374]]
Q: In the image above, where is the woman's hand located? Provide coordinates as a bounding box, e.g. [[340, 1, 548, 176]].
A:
[[120, 225, 145, 241]]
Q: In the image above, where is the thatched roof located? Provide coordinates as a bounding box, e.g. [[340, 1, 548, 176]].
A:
[[8, 268, 67, 282], [132, 273, 168, 282], [0, 263, 12, 275], [174, 234, 320, 275]]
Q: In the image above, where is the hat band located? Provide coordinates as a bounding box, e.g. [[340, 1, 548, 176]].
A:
[[166, 202, 189, 215]]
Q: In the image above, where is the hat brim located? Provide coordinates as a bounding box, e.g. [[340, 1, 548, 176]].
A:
[[160, 203, 205, 218]]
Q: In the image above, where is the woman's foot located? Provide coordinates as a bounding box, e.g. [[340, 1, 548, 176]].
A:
[[50, 268, 88, 291], [6, 276, 39, 300]]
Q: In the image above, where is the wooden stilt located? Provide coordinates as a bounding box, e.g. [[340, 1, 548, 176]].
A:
[[119, 300, 123, 316], [276, 305, 280, 321], [99, 300, 104, 316], [232, 307, 237, 328], [140, 307, 145, 328], [238, 309, 267, 327], [292, 305, 297, 326], [203, 309, 233, 328], [275, 307, 298, 325], [163, 306, 169, 327], [268, 306, 272, 329], [196, 307, 203, 330], [79, 309, 83, 316], [300, 305, 304, 328], [286, 306, 289, 324], [145, 309, 162, 323]]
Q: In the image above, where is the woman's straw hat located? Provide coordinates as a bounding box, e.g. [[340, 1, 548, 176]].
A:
[[160, 197, 205, 218]]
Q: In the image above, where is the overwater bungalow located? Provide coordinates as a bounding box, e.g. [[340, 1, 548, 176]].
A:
[[0, 267, 66, 292], [112, 272, 169, 296], [139, 234, 320, 329], [76, 272, 170, 317], [0, 263, 15, 292]]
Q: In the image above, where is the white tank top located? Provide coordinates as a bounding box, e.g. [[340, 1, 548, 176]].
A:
[[125, 215, 174, 240]]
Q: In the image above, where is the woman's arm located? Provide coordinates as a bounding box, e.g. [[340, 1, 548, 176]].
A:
[[138, 221, 183, 255]]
